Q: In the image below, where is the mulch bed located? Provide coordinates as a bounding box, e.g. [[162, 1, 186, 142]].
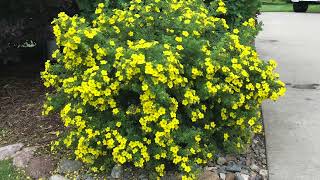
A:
[[0, 76, 63, 147]]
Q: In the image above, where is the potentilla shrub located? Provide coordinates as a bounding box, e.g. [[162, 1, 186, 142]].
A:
[[206, 0, 261, 27], [41, 0, 285, 179]]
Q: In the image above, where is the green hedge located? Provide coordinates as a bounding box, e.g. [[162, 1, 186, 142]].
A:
[[76, 0, 261, 26], [205, 0, 261, 26]]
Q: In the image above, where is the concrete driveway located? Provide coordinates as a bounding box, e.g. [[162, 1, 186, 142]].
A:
[[256, 12, 320, 180]]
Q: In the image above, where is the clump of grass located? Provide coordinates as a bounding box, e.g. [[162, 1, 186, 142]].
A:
[[0, 160, 26, 180]]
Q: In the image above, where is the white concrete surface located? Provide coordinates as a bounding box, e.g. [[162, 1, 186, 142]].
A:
[[257, 12, 320, 180]]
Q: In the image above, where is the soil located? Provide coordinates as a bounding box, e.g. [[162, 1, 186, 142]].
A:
[[0, 61, 63, 149]]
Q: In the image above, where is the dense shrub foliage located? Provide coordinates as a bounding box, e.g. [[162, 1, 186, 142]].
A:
[[205, 0, 261, 27], [42, 0, 285, 179], [75, 0, 261, 26]]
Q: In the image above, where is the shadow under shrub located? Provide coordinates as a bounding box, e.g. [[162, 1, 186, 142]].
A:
[[41, 0, 285, 179]]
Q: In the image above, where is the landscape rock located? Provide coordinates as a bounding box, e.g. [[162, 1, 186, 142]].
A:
[[138, 174, 148, 180], [259, 169, 268, 178], [249, 164, 259, 172], [111, 164, 123, 179], [241, 169, 250, 175], [226, 162, 241, 173], [58, 159, 83, 173], [219, 173, 226, 180], [225, 155, 237, 162], [76, 174, 95, 180], [161, 172, 181, 180], [198, 170, 219, 180], [205, 166, 218, 171], [12, 146, 37, 168], [0, 143, 24, 160], [241, 173, 250, 180], [225, 173, 235, 180], [235, 173, 244, 180], [49, 174, 69, 180], [25, 156, 55, 179], [217, 157, 227, 165], [249, 174, 262, 180], [245, 158, 252, 166]]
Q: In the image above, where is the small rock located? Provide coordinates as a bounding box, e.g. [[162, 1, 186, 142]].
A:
[[49, 174, 69, 180], [198, 170, 219, 180], [245, 158, 252, 166], [219, 173, 226, 180], [243, 174, 249, 179], [225, 173, 235, 180], [207, 161, 215, 167], [217, 157, 227, 165], [225, 155, 237, 162], [111, 164, 123, 179], [12, 146, 37, 168], [58, 159, 83, 173], [217, 166, 227, 173], [138, 174, 148, 180], [161, 172, 180, 180], [249, 174, 262, 180], [249, 164, 259, 172], [26, 156, 55, 179], [235, 173, 244, 180], [0, 143, 24, 160], [76, 174, 95, 180], [241, 169, 250, 175], [226, 162, 241, 173], [205, 166, 218, 171], [239, 157, 246, 166], [262, 159, 267, 165], [259, 169, 268, 178]]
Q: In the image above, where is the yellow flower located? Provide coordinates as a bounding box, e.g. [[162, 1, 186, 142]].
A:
[[73, 36, 81, 44], [182, 31, 189, 37], [128, 31, 134, 36], [98, 3, 104, 8], [195, 135, 201, 142], [175, 36, 182, 42], [224, 133, 229, 141], [116, 122, 122, 127], [113, 108, 119, 115], [176, 45, 184, 50]]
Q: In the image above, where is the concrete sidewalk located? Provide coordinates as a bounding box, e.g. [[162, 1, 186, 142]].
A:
[[256, 12, 320, 180]]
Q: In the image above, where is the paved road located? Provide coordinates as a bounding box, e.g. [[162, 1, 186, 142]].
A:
[[256, 13, 320, 180]]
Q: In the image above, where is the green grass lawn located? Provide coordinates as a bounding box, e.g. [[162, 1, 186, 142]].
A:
[[0, 160, 25, 180], [261, 2, 320, 12]]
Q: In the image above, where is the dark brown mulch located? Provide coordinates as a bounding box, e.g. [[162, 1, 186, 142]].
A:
[[0, 76, 63, 147]]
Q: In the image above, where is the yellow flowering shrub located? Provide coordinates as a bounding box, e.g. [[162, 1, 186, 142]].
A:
[[41, 0, 285, 179]]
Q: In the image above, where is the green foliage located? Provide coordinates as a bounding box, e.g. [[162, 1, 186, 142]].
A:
[[0, 160, 24, 180], [75, 0, 261, 27], [205, 0, 261, 27], [76, 0, 129, 19], [42, 0, 285, 179]]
